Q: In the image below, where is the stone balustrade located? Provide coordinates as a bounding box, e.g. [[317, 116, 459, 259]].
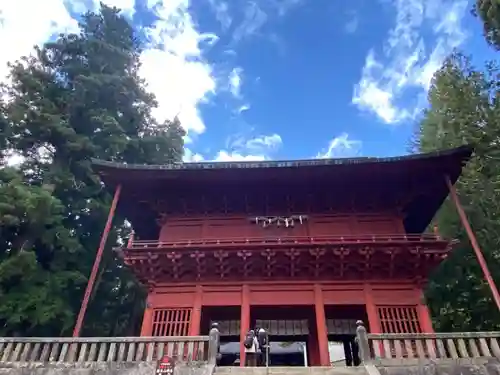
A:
[[0, 336, 216, 364], [3, 324, 500, 368], [356, 321, 500, 363]]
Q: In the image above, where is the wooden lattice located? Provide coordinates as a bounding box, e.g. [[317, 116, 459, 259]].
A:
[[377, 306, 422, 333], [152, 308, 192, 336], [326, 319, 357, 335], [211, 320, 240, 336], [124, 239, 448, 282]]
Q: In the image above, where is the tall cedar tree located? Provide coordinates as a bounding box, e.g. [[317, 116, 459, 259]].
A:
[[414, 52, 500, 331], [0, 4, 185, 336], [475, 0, 500, 50]]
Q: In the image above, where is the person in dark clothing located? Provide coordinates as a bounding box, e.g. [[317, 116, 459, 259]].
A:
[[243, 330, 259, 367], [256, 327, 269, 367]]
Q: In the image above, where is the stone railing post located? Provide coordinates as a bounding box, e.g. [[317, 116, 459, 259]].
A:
[[208, 322, 221, 365], [356, 320, 371, 363]]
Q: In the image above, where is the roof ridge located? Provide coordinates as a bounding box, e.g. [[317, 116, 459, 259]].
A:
[[91, 145, 473, 171]]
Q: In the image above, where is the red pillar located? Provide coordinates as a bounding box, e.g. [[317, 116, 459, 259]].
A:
[[240, 285, 250, 367], [314, 284, 330, 366], [417, 305, 434, 333], [140, 300, 153, 336], [189, 285, 203, 335], [446, 176, 500, 313], [364, 284, 381, 333], [415, 287, 434, 333], [72, 184, 122, 337]]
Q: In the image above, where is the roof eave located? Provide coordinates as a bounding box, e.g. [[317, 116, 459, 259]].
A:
[[91, 145, 474, 174]]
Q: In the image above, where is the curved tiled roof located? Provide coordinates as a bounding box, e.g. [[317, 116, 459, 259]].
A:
[[91, 145, 472, 173], [92, 145, 473, 238]]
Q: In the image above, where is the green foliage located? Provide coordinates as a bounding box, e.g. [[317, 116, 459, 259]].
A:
[[415, 51, 500, 331], [0, 168, 83, 335], [0, 4, 185, 336], [475, 0, 500, 50]]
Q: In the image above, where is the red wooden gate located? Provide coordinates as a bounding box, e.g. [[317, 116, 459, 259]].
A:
[[152, 308, 192, 336], [377, 305, 422, 333]]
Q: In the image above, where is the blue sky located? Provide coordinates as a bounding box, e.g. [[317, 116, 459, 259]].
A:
[[0, 0, 494, 162]]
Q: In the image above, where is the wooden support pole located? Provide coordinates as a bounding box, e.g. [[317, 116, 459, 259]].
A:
[[140, 301, 153, 336], [417, 303, 434, 333], [416, 287, 434, 333], [364, 284, 381, 333], [314, 284, 330, 366], [72, 184, 122, 337], [189, 285, 203, 335], [446, 176, 500, 313], [240, 284, 250, 367]]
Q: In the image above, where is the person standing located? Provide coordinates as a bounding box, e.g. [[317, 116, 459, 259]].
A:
[[209, 322, 221, 365], [257, 327, 269, 367], [243, 330, 259, 366]]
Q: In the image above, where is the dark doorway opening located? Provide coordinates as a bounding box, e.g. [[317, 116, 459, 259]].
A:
[[251, 305, 313, 367], [325, 305, 367, 367], [266, 338, 307, 366], [328, 335, 360, 367], [201, 306, 241, 367]]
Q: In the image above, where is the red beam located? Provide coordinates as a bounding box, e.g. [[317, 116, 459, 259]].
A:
[[72, 184, 122, 337], [127, 233, 448, 250], [446, 176, 500, 313]]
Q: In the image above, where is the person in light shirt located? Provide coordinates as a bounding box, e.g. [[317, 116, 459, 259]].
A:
[[243, 330, 259, 366]]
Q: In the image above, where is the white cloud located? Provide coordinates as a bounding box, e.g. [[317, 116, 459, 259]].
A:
[[181, 133, 283, 162], [353, 52, 409, 124], [237, 104, 251, 113], [183, 148, 205, 162], [231, 0, 303, 43], [274, 0, 303, 16], [316, 133, 362, 159], [226, 68, 252, 115], [0, 0, 78, 84], [228, 67, 243, 98], [208, 0, 232, 31], [245, 134, 282, 152], [345, 10, 359, 34], [232, 1, 268, 43], [215, 133, 283, 161], [0, 0, 217, 141], [139, 0, 217, 137], [214, 151, 266, 162], [345, 18, 359, 34], [352, 0, 468, 124]]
